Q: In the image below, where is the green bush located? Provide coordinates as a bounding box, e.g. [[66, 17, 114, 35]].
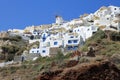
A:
[[10, 35, 22, 41], [55, 50, 64, 61], [79, 57, 89, 63], [81, 30, 106, 52], [80, 30, 120, 58], [88, 30, 106, 42], [1, 35, 28, 61], [21, 64, 27, 69], [95, 58, 103, 62], [9, 66, 18, 74], [6, 54, 15, 61], [64, 52, 72, 59], [1, 35, 22, 41]]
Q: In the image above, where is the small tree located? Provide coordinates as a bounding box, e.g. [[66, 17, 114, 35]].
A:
[[55, 50, 64, 63], [1, 45, 19, 61], [1, 46, 8, 60]]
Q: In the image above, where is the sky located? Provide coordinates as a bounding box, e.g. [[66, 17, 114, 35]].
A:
[[0, 0, 120, 31]]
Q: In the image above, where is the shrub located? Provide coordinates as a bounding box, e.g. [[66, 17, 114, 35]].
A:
[[55, 50, 64, 61], [89, 30, 106, 41], [9, 67, 18, 74], [21, 64, 27, 69], [10, 35, 22, 41], [110, 54, 120, 64], [6, 54, 15, 61], [81, 30, 106, 52], [110, 31, 120, 41], [79, 57, 89, 63], [31, 64, 44, 71], [64, 52, 72, 59]]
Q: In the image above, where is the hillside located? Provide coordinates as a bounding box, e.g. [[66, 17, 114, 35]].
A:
[[0, 30, 120, 80], [0, 5, 120, 80], [0, 32, 28, 61], [38, 61, 120, 80], [81, 30, 120, 55]]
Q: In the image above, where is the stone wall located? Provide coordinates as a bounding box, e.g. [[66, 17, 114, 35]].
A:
[[14, 53, 40, 62]]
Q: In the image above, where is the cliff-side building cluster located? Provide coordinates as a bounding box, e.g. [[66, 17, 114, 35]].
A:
[[7, 5, 120, 58]]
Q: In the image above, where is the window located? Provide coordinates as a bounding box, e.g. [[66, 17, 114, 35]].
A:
[[92, 27, 95, 30], [32, 51, 34, 53], [37, 50, 39, 53], [107, 18, 109, 20], [43, 34, 45, 36], [43, 38, 46, 42], [70, 36, 74, 38], [114, 8, 116, 10], [74, 40, 78, 43], [42, 50, 46, 53], [54, 42, 58, 45], [111, 15, 113, 17], [48, 34, 50, 36], [68, 40, 72, 43], [67, 46, 72, 50], [93, 32, 96, 34], [69, 30, 73, 33], [34, 32, 37, 35]]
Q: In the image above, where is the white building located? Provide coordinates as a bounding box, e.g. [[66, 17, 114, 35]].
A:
[[55, 16, 64, 24], [63, 33, 80, 51], [29, 5, 120, 57], [93, 5, 120, 30], [73, 26, 98, 41], [8, 29, 24, 33], [29, 25, 98, 57], [29, 47, 49, 57], [109, 6, 120, 15]]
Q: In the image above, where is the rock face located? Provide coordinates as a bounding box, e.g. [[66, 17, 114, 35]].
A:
[[87, 47, 95, 57], [37, 61, 120, 80], [0, 32, 9, 38], [0, 32, 10, 46]]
